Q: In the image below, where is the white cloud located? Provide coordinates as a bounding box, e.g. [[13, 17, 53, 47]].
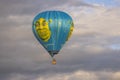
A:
[[35, 70, 98, 80], [6, 71, 120, 80], [33, 70, 120, 80], [112, 72, 120, 80], [72, 7, 120, 36]]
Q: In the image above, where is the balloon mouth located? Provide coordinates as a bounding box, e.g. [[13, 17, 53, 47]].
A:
[[37, 30, 50, 37], [48, 51, 59, 57]]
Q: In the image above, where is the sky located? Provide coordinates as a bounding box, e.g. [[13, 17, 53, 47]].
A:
[[0, 0, 120, 80]]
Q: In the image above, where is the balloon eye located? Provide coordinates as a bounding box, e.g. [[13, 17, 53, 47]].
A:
[[42, 20, 46, 26], [35, 21, 40, 27]]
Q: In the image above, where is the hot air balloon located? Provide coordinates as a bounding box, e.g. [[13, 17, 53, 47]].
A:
[[32, 11, 74, 64]]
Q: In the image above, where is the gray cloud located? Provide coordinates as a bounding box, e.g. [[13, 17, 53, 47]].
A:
[[0, 0, 98, 17], [0, 0, 120, 80]]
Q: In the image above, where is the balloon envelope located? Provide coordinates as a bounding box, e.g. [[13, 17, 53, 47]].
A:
[[32, 11, 74, 57]]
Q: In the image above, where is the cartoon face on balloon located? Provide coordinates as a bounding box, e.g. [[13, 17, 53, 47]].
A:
[[35, 18, 51, 42], [67, 22, 74, 41]]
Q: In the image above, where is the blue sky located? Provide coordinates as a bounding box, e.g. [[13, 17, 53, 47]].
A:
[[110, 44, 120, 50], [84, 0, 119, 7], [0, 0, 120, 80]]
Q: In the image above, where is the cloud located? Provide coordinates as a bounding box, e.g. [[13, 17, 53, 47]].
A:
[[0, 0, 120, 80], [2, 70, 120, 80]]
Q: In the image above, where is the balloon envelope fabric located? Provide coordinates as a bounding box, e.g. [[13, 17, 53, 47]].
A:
[[32, 11, 74, 57]]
